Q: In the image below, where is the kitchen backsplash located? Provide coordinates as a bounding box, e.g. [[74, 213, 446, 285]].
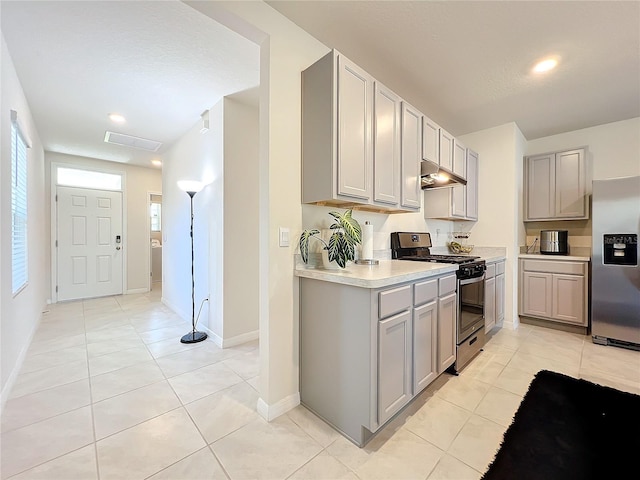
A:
[[524, 219, 591, 255]]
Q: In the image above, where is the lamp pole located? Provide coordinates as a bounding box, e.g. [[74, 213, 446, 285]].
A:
[[180, 189, 207, 344]]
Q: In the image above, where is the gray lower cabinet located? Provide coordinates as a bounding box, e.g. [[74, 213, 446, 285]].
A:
[[519, 258, 589, 327], [378, 310, 412, 425], [299, 273, 456, 447], [413, 300, 437, 392], [437, 292, 457, 372]]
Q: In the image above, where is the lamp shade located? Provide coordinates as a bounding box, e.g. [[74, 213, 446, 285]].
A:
[[177, 180, 204, 194]]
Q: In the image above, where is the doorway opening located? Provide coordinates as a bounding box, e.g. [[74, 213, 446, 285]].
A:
[[149, 192, 163, 291], [52, 164, 125, 302]]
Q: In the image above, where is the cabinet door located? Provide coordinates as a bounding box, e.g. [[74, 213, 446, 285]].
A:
[[555, 149, 586, 218], [422, 116, 440, 164], [438, 292, 457, 373], [496, 272, 505, 325], [373, 82, 401, 206], [552, 274, 585, 324], [484, 276, 496, 333], [400, 102, 422, 210], [378, 310, 412, 424], [413, 301, 438, 393], [439, 128, 455, 172], [451, 185, 466, 218], [337, 56, 373, 200], [522, 271, 553, 318], [465, 149, 478, 221], [525, 153, 554, 220], [453, 140, 467, 179]]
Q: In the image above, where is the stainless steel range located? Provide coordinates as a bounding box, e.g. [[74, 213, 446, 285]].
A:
[[391, 232, 486, 373]]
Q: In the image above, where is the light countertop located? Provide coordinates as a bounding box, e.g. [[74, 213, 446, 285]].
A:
[[295, 259, 457, 289]]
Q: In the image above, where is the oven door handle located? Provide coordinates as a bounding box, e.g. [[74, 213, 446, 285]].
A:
[[459, 274, 485, 286]]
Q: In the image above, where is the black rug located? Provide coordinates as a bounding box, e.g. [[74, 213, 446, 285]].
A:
[[482, 370, 640, 480]]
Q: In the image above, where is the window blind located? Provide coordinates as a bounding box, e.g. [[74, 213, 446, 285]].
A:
[[11, 120, 28, 294]]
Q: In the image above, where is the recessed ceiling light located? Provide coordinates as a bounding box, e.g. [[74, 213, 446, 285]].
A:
[[108, 113, 126, 123], [151, 159, 162, 167], [533, 58, 559, 74]]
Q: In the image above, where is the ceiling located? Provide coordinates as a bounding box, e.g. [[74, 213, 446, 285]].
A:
[[268, 0, 640, 140], [2, 2, 638, 171], [1, 1, 259, 169]]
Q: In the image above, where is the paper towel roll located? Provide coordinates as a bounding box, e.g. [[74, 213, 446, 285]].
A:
[[361, 222, 373, 260]]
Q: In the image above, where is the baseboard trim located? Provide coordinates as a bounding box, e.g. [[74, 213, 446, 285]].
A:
[[202, 329, 258, 348], [1, 306, 45, 412], [257, 393, 300, 422], [126, 287, 148, 295], [222, 330, 259, 348]]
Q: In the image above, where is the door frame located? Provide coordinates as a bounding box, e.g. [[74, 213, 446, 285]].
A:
[[147, 191, 162, 291], [50, 162, 128, 303]]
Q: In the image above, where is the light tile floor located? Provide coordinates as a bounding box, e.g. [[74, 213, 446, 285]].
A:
[[2, 286, 639, 479]]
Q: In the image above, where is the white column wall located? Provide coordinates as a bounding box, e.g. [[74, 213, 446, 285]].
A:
[[186, 0, 330, 416], [458, 122, 527, 327], [222, 95, 259, 343]]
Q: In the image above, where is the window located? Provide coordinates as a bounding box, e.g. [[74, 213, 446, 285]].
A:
[[57, 167, 122, 190], [11, 118, 28, 294], [150, 202, 162, 232]]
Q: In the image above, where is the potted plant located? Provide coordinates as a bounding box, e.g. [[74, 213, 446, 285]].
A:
[[299, 209, 362, 268]]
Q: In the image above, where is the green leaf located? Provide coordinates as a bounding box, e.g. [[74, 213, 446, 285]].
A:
[[299, 229, 320, 263], [327, 231, 354, 268], [330, 209, 362, 244]]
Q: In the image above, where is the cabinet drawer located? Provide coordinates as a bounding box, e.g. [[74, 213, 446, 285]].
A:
[[496, 261, 505, 275], [379, 285, 412, 319], [485, 264, 496, 279], [439, 274, 457, 296], [414, 279, 438, 306], [522, 259, 585, 275]]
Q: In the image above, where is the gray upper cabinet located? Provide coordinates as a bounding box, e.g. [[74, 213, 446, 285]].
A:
[[465, 149, 479, 220], [337, 57, 373, 200], [524, 148, 588, 221], [400, 101, 422, 210], [302, 50, 421, 213], [453, 139, 467, 180], [422, 115, 440, 164], [374, 82, 401, 206], [439, 128, 455, 173]]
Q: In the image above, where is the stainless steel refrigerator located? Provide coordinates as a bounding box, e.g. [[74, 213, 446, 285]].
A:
[[591, 175, 640, 350]]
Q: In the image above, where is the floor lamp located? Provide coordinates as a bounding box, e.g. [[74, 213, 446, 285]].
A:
[[177, 180, 208, 344]]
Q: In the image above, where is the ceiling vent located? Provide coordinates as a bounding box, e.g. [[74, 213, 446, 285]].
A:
[[104, 131, 162, 152]]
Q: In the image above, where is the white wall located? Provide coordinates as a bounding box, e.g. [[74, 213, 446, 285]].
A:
[[46, 152, 162, 296], [1, 35, 48, 406], [458, 122, 527, 326], [222, 95, 259, 342], [527, 117, 640, 180], [161, 92, 260, 347], [161, 112, 220, 332]]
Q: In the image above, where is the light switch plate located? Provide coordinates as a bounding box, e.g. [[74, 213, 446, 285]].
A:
[[279, 227, 290, 247]]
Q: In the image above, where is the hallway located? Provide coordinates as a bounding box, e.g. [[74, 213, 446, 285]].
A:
[[1, 288, 639, 479]]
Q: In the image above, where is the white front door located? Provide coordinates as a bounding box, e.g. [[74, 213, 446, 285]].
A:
[[57, 186, 123, 301]]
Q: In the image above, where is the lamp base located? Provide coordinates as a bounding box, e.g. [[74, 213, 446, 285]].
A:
[[180, 331, 208, 344]]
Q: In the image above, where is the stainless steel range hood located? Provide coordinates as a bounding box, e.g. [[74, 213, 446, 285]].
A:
[[421, 160, 467, 189]]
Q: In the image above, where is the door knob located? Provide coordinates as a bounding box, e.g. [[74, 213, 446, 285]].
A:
[[116, 246, 121, 250]]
